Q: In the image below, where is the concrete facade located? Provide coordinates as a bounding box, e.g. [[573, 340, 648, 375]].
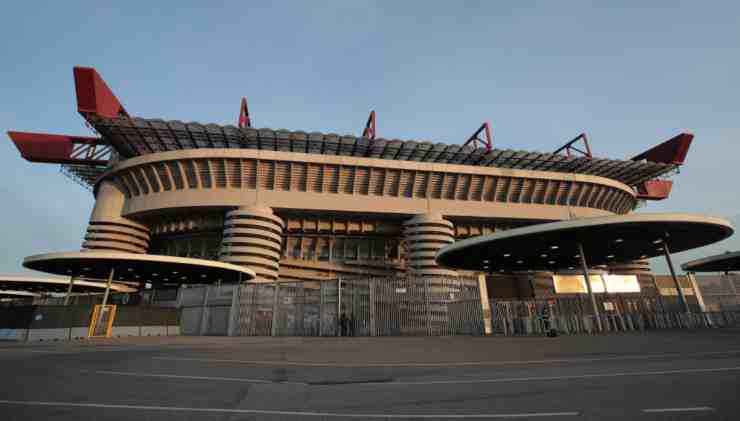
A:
[[75, 145, 652, 296]]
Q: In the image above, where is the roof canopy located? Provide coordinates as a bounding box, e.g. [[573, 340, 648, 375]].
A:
[[681, 251, 740, 273], [89, 117, 677, 187], [0, 275, 136, 294], [23, 252, 255, 285], [436, 213, 734, 272]]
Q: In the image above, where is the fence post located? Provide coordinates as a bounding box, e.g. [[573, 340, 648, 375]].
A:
[[369, 279, 376, 337], [227, 284, 239, 337], [198, 286, 210, 336], [271, 281, 280, 337]]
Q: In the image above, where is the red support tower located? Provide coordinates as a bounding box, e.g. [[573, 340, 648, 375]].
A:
[[463, 122, 492, 151], [553, 133, 593, 158], [238, 97, 251, 129], [362, 111, 376, 140]]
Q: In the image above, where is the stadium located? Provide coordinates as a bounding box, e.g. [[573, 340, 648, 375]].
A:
[[6, 67, 706, 336]]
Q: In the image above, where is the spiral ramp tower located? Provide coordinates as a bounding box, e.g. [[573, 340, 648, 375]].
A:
[[403, 213, 458, 278], [219, 205, 284, 283], [81, 180, 150, 253]]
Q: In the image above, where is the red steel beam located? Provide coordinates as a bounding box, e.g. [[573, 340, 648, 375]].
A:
[[362, 110, 376, 140], [238, 97, 251, 128], [553, 133, 592, 158], [463, 122, 492, 151], [73, 67, 129, 119], [631, 133, 693, 165], [7, 131, 109, 165], [636, 179, 673, 200]]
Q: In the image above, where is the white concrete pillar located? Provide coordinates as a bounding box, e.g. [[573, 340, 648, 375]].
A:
[[219, 205, 284, 283]]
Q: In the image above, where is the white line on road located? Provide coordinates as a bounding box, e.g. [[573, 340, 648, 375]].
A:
[[92, 370, 296, 384], [88, 366, 740, 388], [152, 349, 740, 368], [0, 400, 579, 418], [385, 366, 740, 386], [641, 407, 714, 413]]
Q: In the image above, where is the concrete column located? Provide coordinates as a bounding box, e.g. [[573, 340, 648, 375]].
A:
[[63, 276, 76, 306], [687, 272, 707, 313], [478, 273, 492, 335], [219, 205, 284, 283], [82, 180, 150, 253], [578, 243, 603, 333], [403, 213, 457, 279], [663, 241, 690, 313]]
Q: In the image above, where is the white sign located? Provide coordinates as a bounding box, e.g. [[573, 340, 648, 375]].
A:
[[395, 288, 407, 294]]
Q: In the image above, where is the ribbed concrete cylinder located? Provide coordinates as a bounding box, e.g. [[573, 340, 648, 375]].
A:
[[219, 205, 284, 283], [608, 259, 652, 275], [82, 181, 150, 253], [403, 212, 457, 278]]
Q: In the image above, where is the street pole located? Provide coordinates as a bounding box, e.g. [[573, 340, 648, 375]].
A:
[[63, 276, 76, 306], [578, 242, 602, 333], [662, 240, 690, 313]]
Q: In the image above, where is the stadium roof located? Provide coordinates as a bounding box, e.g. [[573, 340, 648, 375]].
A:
[[87, 116, 677, 188], [8, 67, 693, 192]]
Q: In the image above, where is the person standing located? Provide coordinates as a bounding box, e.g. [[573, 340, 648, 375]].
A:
[[339, 312, 348, 337]]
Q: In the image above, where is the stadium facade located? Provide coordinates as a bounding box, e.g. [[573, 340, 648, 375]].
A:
[[8, 67, 694, 302]]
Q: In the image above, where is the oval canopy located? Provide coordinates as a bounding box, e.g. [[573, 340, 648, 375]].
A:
[[436, 213, 733, 272], [0, 275, 136, 294], [681, 251, 740, 273], [23, 251, 256, 285]]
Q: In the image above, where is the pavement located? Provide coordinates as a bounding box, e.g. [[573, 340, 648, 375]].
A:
[[1, 330, 740, 420]]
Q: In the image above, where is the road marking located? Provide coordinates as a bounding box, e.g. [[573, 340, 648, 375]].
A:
[[92, 370, 296, 384], [153, 349, 740, 368], [641, 407, 713, 413], [0, 400, 579, 418], [88, 366, 740, 388], [0, 349, 63, 354], [382, 366, 740, 386]]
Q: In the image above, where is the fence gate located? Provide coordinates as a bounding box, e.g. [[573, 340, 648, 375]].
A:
[[234, 277, 484, 337]]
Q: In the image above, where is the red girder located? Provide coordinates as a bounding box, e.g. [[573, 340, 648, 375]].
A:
[[636, 179, 674, 200], [362, 110, 376, 140], [631, 133, 693, 201], [7, 131, 109, 165], [238, 97, 251, 128], [631, 133, 693, 165], [73, 67, 129, 119], [463, 122, 492, 151], [553, 133, 592, 158]]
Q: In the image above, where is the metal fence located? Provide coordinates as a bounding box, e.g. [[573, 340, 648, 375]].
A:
[[489, 296, 740, 335], [224, 277, 484, 337]]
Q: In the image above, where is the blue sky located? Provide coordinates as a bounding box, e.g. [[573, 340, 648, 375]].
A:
[[1, 1, 739, 275]]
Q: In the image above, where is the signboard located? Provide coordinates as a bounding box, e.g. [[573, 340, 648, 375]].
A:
[[553, 274, 640, 294], [395, 288, 407, 294]]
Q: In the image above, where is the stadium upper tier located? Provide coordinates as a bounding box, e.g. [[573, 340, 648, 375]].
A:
[[89, 115, 676, 188]]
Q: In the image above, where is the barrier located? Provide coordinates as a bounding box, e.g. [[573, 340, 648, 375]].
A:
[[0, 305, 180, 342], [489, 298, 740, 335]]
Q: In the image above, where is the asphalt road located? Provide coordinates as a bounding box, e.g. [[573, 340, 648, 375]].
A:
[[1, 330, 740, 420]]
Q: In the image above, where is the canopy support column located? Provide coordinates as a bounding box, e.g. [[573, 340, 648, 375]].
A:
[[578, 243, 602, 333], [663, 241, 690, 313], [101, 268, 116, 307], [63, 276, 76, 306]]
